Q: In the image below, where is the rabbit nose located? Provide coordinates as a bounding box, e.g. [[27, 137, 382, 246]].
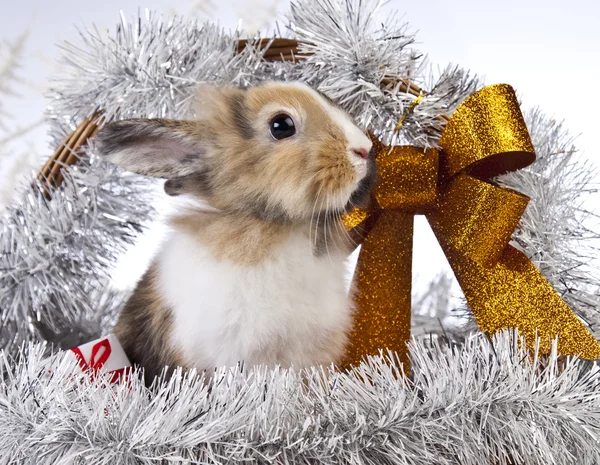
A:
[[352, 148, 370, 159]]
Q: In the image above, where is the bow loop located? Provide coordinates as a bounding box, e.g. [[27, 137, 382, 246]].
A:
[[439, 84, 536, 180]]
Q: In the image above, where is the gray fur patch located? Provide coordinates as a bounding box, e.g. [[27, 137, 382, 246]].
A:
[[96, 119, 171, 156], [114, 267, 179, 386], [230, 93, 253, 140], [164, 178, 185, 196], [312, 212, 340, 257], [244, 195, 290, 224], [181, 153, 199, 165], [164, 172, 213, 197]]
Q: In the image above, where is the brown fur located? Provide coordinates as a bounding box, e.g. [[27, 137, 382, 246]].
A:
[[171, 208, 352, 264], [114, 266, 183, 385], [158, 83, 368, 259], [171, 210, 294, 265]]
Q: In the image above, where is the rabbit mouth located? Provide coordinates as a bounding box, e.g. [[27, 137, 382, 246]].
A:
[[346, 158, 377, 211]]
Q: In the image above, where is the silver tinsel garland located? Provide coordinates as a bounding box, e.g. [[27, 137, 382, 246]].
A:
[[0, 152, 152, 355], [288, 0, 480, 146], [1, 0, 600, 462], [1, 331, 599, 465]]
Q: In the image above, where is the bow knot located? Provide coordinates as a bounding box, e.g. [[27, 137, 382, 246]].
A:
[[373, 142, 438, 212]]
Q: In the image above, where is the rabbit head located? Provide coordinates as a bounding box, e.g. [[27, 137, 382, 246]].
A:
[[96, 81, 376, 223]]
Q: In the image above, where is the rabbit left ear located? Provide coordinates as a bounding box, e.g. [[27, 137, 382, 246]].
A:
[[95, 118, 208, 178]]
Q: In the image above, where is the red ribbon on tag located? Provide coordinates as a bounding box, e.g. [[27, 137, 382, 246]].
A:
[[71, 339, 112, 373], [67, 337, 130, 384], [70, 339, 128, 383]]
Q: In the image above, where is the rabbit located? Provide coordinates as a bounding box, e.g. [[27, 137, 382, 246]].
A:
[[95, 81, 377, 384]]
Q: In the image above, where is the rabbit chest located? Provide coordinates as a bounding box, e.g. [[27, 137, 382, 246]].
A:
[[157, 228, 353, 371]]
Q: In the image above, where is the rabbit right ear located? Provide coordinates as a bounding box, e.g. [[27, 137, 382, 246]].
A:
[[95, 118, 208, 178]]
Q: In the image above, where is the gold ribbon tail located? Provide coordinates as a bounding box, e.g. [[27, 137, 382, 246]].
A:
[[341, 210, 414, 370]]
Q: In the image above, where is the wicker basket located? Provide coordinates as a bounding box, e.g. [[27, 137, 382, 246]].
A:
[[36, 38, 432, 197]]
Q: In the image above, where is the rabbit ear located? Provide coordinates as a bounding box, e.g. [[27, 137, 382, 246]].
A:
[[95, 118, 208, 178]]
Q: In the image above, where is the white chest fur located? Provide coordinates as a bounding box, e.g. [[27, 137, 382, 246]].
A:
[[157, 227, 353, 372]]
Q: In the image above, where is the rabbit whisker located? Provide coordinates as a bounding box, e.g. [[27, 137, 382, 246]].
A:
[[323, 193, 334, 264], [309, 184, 324, 253]]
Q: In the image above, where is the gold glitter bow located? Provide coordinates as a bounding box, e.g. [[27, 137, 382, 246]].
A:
[[341, 84, 600, 370]]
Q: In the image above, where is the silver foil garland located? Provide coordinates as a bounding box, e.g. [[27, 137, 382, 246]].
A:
[[0, 331, 599, 465]]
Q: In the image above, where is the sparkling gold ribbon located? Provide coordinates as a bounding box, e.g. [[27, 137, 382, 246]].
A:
[[341, 84, 600, 370]]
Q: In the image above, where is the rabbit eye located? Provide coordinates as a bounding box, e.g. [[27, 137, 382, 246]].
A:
[[269, 114, 296, 140]]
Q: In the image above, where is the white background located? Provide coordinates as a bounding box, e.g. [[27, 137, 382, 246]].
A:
[[2, 0, 599, 295]]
